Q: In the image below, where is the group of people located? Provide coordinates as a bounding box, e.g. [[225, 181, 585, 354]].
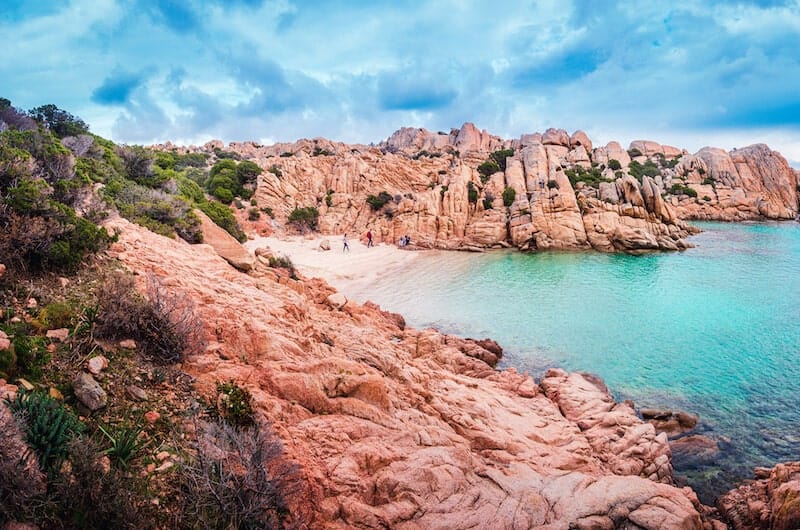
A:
[[342, 231, 410, 252]]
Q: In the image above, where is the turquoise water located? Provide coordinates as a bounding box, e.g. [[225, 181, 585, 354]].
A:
[[340, 222, 800, 502]]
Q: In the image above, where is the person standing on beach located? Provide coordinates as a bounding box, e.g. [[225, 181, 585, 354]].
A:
[[342, 233, 350, 252], [366, 230, 373, 248]]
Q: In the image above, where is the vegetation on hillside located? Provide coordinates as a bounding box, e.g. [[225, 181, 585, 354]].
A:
[[0, 98, 304, 528]]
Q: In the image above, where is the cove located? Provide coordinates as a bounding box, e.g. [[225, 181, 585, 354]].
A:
[[336, 221, 800, 503]]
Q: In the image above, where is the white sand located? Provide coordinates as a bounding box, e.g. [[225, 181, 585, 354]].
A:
[[245, 234, 423, 293]]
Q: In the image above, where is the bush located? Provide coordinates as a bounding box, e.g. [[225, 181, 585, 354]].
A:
[[702, 177, 715, 186], [547, 179, 558, 189], [366, 191, 392, 211], [95, 273, 204, 365], [237, 161, 262, 185], [565, 165, 613, 188], [247, 207, 261, 221], [477, 160, 500, 182], [467, 181, 478, 204], [628, 147, 643, 157], [6, 390, 84, 476], [325, 190, 333, 207], [178, 420, 303, 530], [267, 255, 297, 280], [669, 183, 698, 198], [608, 159, 622, 171], [288, 206, 319, 231], [628, 160, 660, 183], [215, 380, 255, 427], [489, 148, 515, 171], [502, 187, 516, 207], [482, 192, 494, 210], [266, 165, 282, 178], [197, 201, 246, 242]]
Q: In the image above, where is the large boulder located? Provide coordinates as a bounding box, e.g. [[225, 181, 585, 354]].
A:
[[719, 461, 800, 530], [195, 209, 256, 271]]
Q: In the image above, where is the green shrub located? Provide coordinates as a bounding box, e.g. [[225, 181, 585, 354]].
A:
[[440, 185, 448, 198], [502, 187, 516, 206], [28, 104, 89, 138], [280, 151, 293, 157], [547, 179, 558, 189], [247, 207, 261, 221], [477, 160, 500, 182], [669, 183, 698, 198], [628, 147, 643, 157], [312, 146, 332, 156], [608, 159, 622, 171], [35, 301, 76, 330], [325, 190, 333, 207], [489, 148, 515, 171], [7, 390, 84, 476], [482, 196, 494, 210], [267, 255, 297, 279], [288, 206, 319, 231], [467, 181, 478, 204], [215, 380, 255, 427], [702, 195, 712, 201], [366, 191, 392, 210], [565, 165, 613, 188], [237, 160, 262, 184], [261, 206, 274, 218], [628, 160, 660, 183], [702, 177, 715, 186], [198, 201, 246, 242]]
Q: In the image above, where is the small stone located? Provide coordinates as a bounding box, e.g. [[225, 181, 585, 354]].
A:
[[99, 455, 111, 474], [144, 410, 161, 424], [326, 292, 347, 309], [126, 385, 148, 402], [319, 239, 331, 251], [156, 451, 171, 462], [119, 339, 137, 350], [0, 263, 5, 278], [73, 373, 107, 411], [49, 387, 64, 401], [146, 463, 156, 473], [150, 498, 160, 506], [0, 330, 10, 351], [46, 328, 70, 342], [10, 316, 21, 324], [26, 298, 37, 309], [58, 277, 69, 288], [17, 378, 34, 391], [87, 355, 109, 375]]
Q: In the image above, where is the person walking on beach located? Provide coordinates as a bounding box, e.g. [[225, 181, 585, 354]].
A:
[[366, 229, 373, 248], [342, 233, 350, 252]]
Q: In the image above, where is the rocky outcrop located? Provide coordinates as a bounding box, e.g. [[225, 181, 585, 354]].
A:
[[195, 209, 255, 271], [103, 216, 720, 529], [718, 461, 800, 530], [155, 125, 798, 255]]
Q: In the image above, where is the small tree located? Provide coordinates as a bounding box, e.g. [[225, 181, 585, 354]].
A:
[[608, 159, 622, 171], [288, 206, 319, 231], [28, 104, 89, 138]]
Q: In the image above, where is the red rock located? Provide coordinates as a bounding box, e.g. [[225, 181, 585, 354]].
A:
[[86, 355, 108, 375], [46, 328, 69, 342], [144, 410, 160, 424]]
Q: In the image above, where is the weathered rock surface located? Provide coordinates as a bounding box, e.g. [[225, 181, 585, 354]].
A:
[[642, 408, 699, 438], [195, 209, 255, 271], [718, 461, 800, 530], [103, 216, 718, 529]]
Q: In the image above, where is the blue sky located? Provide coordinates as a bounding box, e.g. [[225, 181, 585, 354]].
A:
[[2, 0, 800, 165]]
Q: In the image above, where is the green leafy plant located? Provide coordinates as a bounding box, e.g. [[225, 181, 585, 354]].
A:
[[467, 181, 478, 204], [477, 160, 500, 183], [608, 159, 622, 171], [6, 390, 84, 475], [215, 380, 255, 427]]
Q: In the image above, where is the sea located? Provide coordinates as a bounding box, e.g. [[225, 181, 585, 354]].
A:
[[334, 221, 800, 503]]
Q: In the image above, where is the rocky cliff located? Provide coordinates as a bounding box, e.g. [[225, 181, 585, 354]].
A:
[[104, 216, 727, 529], [156, 124, 798, 253]]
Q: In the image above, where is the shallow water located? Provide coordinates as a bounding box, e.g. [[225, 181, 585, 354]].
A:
[[336, 222, 800, 502]]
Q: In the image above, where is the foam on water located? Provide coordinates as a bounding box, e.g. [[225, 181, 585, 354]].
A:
[[336, 222, 800, 502]]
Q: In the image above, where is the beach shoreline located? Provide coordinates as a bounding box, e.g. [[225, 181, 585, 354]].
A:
[[245, 234, 424, 294]]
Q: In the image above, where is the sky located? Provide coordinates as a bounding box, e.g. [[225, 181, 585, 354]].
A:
[[2, 0, 800, 166]]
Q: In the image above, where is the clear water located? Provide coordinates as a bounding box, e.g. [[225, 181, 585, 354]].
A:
[[337, 222, 800, 502]]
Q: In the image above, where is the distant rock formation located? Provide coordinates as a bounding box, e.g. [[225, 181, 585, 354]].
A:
[[154, 124, 798, 253]]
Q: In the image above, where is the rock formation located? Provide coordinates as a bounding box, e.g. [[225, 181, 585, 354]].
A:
[[103, 216, 727, 528], [718, 461, 800, 530], [155, 124, 798, 254]]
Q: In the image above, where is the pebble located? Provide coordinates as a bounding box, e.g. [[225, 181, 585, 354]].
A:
[[144, 410, 161, 424], [87, 355, 109, 375], [126, 385, 148, 402], [46, 328, 70, 342]]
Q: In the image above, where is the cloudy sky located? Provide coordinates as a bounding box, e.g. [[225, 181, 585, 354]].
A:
[[2, 0, 799, 165]]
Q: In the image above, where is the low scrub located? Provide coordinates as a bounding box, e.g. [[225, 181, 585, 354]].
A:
[[95, 273, 204, 365], [288, 206, 319, 231], [366, 191, 392, 211]]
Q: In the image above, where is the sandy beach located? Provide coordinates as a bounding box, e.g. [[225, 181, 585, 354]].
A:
[[244, 234, 423, 293]]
